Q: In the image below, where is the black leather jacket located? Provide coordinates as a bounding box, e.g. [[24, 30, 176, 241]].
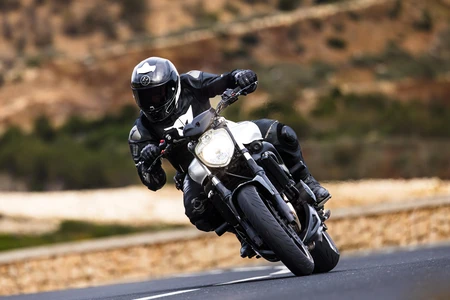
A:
[[128, 70, 238, 191]]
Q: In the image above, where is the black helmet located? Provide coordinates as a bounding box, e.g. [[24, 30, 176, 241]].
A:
[[131, 57, 180, 122]]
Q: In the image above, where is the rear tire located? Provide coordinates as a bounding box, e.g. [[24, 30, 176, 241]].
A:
[[237, 185, 314, 276], [311, 231, 340, 273]]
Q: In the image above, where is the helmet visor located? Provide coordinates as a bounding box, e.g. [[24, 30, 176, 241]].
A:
[[135, 79, 177, 111], [133, 79, 178, 122]]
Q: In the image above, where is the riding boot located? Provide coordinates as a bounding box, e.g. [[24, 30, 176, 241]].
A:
[[239, 238, 256, 258], [228, 228, 256, 258], [290, 161, 331, 207], [251, 119, 331, 207], [303, 174, 331, 208]]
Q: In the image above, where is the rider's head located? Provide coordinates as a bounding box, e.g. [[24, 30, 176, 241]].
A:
[[131, 57, 181, 123]]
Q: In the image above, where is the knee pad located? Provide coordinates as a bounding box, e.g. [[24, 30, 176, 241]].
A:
[[278, 124, 298, 148], [185, 195, 222, 232]]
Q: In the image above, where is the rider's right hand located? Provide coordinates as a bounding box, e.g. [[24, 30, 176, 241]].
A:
[[140, 144, 161, 167]]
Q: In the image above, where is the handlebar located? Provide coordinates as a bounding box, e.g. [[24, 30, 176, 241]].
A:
[[222, 82, 258, 102], [217, 82, 257, 114]]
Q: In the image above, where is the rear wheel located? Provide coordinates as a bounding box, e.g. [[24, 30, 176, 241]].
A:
[[237, 185, 314, 276], [311, 231, 340, 273]]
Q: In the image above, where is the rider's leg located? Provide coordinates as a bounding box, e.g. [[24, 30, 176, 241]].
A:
[[252, 119, 331, 206], [183, 175, 254, 256], [183, 175, 222, 232]]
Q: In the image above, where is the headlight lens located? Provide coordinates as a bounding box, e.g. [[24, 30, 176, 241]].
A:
[[195, 128, 234, 167]]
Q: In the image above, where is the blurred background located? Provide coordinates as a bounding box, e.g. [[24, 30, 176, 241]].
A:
[[0, 0, 449, 192], [0, 0, 450, 294], [0, 0, 450, 191]]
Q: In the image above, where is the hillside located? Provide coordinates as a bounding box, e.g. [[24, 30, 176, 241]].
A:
[[1, 0, 450, 191], [0, 0, 449, 131]]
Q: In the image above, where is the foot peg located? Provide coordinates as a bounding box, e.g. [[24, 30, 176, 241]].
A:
[[317, 209, 331, 221]]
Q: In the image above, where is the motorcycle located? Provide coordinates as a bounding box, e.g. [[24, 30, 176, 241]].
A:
[[150, 83, 340, 275]]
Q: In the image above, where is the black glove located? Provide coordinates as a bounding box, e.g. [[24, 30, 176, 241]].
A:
[[173, 171, 186, 191], [140, 144, 161, 167], [232, 69, 257, 94]]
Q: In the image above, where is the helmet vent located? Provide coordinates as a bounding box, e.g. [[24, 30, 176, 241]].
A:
[[137, 62, 156, 74]]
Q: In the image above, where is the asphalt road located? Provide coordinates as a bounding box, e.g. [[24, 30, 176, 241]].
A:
[[3, 244, 450, 300]]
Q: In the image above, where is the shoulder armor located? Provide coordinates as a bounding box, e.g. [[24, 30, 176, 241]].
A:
[[128, 117, 154, 143], [186, 70, 202, 79], [129, 125, 142, 141]]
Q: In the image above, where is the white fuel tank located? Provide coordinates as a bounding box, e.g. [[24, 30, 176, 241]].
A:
[[227, 120, 263, 145]]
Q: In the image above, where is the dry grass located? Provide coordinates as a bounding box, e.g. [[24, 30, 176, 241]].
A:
[[0, 178, 449, 232], [325, 177, 450, 209]]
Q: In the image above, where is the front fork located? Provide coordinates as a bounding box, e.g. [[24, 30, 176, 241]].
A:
[[190, 139, 297, 248], [248, 141, 325, 244]]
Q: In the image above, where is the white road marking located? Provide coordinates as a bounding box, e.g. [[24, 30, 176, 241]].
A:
[[270, 267, 292, 276], [216, 275, 271, 285], [231, 266, 274, 272], [132, 289, 199, 300], [135, 265, 291, 299], [208, 269, 225, 275]]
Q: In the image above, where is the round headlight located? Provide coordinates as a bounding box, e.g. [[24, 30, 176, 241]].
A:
[[195, 128, 234, 167]]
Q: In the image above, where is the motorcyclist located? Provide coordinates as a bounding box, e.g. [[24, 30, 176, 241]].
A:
[[128, 57, 331, 257]]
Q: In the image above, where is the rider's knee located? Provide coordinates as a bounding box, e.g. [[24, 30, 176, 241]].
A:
[[278, 124, 299, 149], [185, 195, 222, 232], [253, 119, 300, 150]]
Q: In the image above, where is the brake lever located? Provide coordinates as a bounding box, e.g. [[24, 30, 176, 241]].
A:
[[146, 136, 172, 172], [222, 82, 258, 103]]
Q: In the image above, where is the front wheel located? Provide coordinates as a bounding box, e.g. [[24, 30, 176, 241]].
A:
[[310, 231, 340, 273], [237, 185, 314, 276]]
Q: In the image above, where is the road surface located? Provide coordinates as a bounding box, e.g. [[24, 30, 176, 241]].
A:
[[2, 244, 450, 300]]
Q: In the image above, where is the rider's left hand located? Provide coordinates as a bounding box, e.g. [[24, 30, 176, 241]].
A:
[[232, 69, 257, 94]]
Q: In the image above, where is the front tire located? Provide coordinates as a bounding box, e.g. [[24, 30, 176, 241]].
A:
[[237, 185, 314, 276], [311, 231, 340, 273]]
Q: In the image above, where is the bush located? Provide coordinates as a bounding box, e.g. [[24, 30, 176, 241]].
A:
[[0, 0, 21, 12], [310, 90, 450, 139], [222, 48, 250, 60], [84, 4, 118, 39], [116, 0, 148, 33], [2, 15, 13, 40], [50, 0, 73, 14], [187, 2, 218, 29], [351, 41, 450, 80], [14, 35, 27, 55], [278, 0, 302, 11], [0, 106, 140, 191], [347, 11, 360, 22], [310, 19, 323, 31], [326, 37, 347, 50], [388, 0, 402, 19], [413, 9, 433, 32], [25, 55, 43, 68], [63, 10, 83, 37], [240, 34, 260, 47], [34, 115, 55, 142]]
